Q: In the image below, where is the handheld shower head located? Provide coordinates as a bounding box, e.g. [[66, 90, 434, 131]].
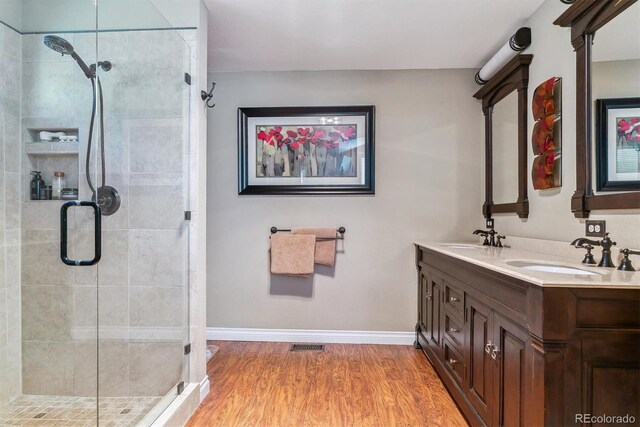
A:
[[44, 35, 75, 56], [43, 35, 94, 79]]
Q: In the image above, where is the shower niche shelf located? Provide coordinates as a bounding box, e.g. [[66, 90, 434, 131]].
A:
[[24, 128, 80, 202], [25, 153, 80, 201], [26, 127, 80, 143]]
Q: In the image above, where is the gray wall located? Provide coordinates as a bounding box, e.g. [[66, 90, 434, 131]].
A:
[[205, 0, 639, 335], [492, 0, 640, 249], [206, 69, 483, 332]]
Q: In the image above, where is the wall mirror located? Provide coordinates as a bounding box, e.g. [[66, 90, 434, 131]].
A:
[[592, 2, 640, 192], [555, 0, 640, 218], [492, 91, 520, 205], [473, 54, 532, 219]]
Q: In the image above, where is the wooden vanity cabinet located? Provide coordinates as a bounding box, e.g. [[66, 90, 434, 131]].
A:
[[415, 245, 640, 427]]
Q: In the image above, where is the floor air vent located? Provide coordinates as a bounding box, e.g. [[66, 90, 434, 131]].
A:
[[290, 343, 324, 351]]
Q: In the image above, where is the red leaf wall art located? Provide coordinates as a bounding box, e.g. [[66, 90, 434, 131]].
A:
[[531, 77, 562, 190]]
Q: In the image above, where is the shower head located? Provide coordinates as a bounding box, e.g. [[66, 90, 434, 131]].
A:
[[43, 35, 75, 56], [43, 35, 94, 79]]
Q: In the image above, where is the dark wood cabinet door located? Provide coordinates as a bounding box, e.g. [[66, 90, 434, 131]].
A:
[[575, 334, 640, 427], [419, 271, 429, 334], [428, 275, 443, 354], [493, 313, 530, 427], [466, 296, 494, 424]]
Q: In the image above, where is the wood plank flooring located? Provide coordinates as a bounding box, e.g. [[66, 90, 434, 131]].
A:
[[186, 341, 468, 427]]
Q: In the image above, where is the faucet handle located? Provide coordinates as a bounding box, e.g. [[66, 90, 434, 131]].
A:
[[473, 230, 490, 245], [496, 235, 506, 248], [601, 233, 617, 248], [618, 249, 640, 271], [581, 244, 597, 265]]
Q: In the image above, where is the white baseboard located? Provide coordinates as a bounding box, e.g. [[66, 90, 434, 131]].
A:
[[206, 327, 414, 345], [199, 377, 210, 402]]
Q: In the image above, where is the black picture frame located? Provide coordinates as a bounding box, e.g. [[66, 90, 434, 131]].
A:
[[238, 106, 375, 195], [595, 97, 640, 192]]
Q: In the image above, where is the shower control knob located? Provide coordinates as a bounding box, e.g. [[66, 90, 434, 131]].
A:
[[93, 186, 121, 216]]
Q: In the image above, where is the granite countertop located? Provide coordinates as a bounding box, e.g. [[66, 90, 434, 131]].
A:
[[415, 241, 640, 289]]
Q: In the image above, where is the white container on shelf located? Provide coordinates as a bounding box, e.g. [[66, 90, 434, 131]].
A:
[[52, 171, 66, 200]]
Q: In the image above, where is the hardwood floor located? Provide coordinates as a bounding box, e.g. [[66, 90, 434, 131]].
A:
[[187, 341, 468, 427]]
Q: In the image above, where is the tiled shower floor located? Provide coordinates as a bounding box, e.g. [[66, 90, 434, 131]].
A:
[[0, 395, 161, 426]]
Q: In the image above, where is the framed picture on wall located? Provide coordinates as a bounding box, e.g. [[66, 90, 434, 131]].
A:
[[238, 106, 375, 195], [596, 98, 640, 192]]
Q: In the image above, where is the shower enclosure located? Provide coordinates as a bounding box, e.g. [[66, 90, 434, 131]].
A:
[[0, 0, 196, 424]]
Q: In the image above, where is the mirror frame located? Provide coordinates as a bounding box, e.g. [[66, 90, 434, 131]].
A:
[[554, 0, 640, 218], [473, 54, 532, 219]]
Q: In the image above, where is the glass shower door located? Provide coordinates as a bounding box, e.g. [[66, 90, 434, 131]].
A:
[[94, 1, 192, 423]]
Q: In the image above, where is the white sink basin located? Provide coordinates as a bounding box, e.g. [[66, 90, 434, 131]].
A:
[[506, 260, 601, 276], [440, 244, 482, 249]]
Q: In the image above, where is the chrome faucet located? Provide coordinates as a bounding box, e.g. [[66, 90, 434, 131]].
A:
[[570, 233, 617, 268]]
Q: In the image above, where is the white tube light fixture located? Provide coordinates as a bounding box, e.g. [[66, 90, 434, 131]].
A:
[[475, 27, 532, 85]]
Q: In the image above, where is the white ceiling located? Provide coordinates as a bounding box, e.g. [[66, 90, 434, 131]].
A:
[[204, 0, 545, 72]]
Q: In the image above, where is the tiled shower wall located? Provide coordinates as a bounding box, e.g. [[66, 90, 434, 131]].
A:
[[19, 29, 195, 397], [0, 22, 22, 406]]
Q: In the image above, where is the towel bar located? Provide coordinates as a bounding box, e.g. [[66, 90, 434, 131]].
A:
[[270, 226, 345, 241]]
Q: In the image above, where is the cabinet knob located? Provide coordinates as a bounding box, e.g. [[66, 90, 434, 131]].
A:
[[449, 328, 459, 333], [449, 296, 460, 303], [485, 340, 493, 354], [426, 293, 432, 300], [491, 346, 500, 360], [448, 358, 458, 365]]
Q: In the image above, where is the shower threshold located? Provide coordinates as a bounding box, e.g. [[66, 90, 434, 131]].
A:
[[0, 395, 161, 426]]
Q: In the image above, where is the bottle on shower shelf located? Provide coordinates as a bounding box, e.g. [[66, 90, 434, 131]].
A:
[[52, 171, 66, 200], [30, 171, 46, 200]]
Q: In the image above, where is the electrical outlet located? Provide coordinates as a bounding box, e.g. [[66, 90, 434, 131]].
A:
[[486, 219, 494, 229], [585, 220, 606, 238]]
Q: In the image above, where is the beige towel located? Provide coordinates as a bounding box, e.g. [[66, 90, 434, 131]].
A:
[[270, 234, 316, 276], [292, 227, 337, 267]]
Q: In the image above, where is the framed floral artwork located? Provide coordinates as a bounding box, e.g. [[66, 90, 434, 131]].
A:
[[596, 98, 640, 192], [238, 106, 375, 195]]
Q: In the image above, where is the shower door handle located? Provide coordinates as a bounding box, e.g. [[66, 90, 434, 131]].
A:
[[60, 201, 102, 266]]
